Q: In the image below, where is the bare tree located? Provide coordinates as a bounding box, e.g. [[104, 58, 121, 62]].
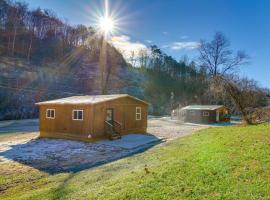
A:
[[129, 50, 137, 67], [199, 32, 248, 76], [98, 35, 123, 94], [137, 48, 149, 68], [10, 2, 27, 55], [25, 10, 35, 61], [215, 75, 266, 124], [197, 32, 259, 124]]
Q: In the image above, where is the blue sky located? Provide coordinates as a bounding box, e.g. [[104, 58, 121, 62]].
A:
[[24, 0, 270, 88]]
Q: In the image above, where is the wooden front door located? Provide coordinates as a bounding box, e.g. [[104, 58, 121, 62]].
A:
[[106, 108, 114, 123]]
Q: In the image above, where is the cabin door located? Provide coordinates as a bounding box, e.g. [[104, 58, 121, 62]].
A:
[[106, 108, 114, 124]]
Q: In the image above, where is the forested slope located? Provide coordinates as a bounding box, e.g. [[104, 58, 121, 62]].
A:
[[3, 0, 267, 120], [0, 0, 212, 119]]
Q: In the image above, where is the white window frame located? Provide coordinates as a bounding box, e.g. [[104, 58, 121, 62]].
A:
[[72, 110, 84, 121], [203, 111, 210, 117], [46, 109, 55, 119], [136, 107, 141, 121]]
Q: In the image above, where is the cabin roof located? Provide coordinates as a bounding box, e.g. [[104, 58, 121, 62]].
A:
[[35, 94, 148, 105], [181, 105, 225, 111]]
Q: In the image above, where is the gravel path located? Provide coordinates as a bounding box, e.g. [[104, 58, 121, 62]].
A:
[[147, 117, 209, 140]]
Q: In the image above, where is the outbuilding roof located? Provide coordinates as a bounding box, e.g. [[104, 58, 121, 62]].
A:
[[36, 94, 148, 105], [181, 105, 225, 111]]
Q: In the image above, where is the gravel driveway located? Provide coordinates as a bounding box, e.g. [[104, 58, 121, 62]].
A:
[[0, 117, 208, 173], [147, 117, 209, 140]]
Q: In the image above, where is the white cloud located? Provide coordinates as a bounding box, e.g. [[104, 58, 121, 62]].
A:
[[166, 41, 200, 50], [163, 31, 168, 35], [109, 35, 148, 62], [145, 40, 152, 43]]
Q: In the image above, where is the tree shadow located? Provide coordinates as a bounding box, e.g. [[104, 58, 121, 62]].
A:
[[0, 134, 161, 174]]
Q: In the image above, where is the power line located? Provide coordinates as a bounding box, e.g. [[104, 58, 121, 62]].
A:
[[0, 84, 85, 96]]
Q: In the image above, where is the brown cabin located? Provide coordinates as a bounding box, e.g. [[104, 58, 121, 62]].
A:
[[36, 94, 148, 142], [173, 105, 230, 124]]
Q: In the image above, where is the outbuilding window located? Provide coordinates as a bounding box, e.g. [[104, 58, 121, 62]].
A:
[[72, 110, 83, 120], [46, 109, 55, 119], [189, 110, 196, 116], [136, 107, 141, 120], [203, 111, 209, 117]]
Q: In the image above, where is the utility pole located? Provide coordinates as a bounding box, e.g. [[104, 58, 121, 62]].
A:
[[170, 91, 174, 119]]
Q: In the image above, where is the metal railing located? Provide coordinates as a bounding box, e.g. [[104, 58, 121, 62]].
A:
[[112, 120, 122, 134], [104, 120, 122, 139]]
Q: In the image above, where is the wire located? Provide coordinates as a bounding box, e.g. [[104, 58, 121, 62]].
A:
[[0, 84, 85, 95]]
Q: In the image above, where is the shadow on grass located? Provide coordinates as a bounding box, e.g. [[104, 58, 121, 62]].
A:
[[0, 134, 162, 174], [51, 173, 76, 200]]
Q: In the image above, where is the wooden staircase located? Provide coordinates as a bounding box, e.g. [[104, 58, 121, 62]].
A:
[[105, 120, 122, 140]]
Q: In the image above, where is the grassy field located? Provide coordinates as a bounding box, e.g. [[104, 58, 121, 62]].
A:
[[0, 123, 270, 200]]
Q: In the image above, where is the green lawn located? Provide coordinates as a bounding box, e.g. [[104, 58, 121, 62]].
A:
[[1, 123, 270, 200]]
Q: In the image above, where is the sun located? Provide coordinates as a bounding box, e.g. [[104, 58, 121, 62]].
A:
[[98, 16, 115, 34]]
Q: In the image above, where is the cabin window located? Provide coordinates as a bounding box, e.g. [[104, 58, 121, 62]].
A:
[[72, 110, 83, 120], [136, 107, 141, 120], [189, 110, 196, 116], [46, 109, 55, 119], [203, 111, 209, 117]]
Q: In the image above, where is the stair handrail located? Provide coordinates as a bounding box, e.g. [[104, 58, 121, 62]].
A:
[[113, 120, 122, 134], [104, 120, 114, 138], [105, 120, 113, 127]]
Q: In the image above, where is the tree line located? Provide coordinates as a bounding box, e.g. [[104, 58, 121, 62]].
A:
[[0, 0, 104, 62], [125, 45, 208, 115], [127, 32, 269, 122], [0, 0, 268, 122], [0, 0, 127, 119]]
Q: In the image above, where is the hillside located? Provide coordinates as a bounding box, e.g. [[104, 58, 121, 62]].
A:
[[2, 0, 267, 120], [0, 0, 210, 119], [0, 50, 133, 120], [0, 0, 136, 119], [0, 123, 269, 199]]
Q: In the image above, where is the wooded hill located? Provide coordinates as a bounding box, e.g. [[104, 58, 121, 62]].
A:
[[0, 0, 211, 119], [0, 0, 268, 120]]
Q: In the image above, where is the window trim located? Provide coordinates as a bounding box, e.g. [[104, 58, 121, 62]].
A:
[[72, 110, 84, 121], [46, 109, 55, 119], [203, 111, 210, 117], [189, 110, 196, 116], [136, 107, 141, 121]]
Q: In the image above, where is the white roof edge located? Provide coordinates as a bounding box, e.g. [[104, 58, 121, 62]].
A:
[[90, 94, 148, 105], [125, 95, 149, 105], [181, 105, 225, 110], [35, 94, 148, 106]]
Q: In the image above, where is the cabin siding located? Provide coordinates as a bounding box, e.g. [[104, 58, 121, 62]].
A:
[[185, 109, 216, 124], [92, 97, 148, 137], [38, 95, 148, 142], [184, 106, 229, 124], [39, 104, 92, 140]]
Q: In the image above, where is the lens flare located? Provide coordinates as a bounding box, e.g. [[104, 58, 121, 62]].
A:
[[98, 16, 115, 34]]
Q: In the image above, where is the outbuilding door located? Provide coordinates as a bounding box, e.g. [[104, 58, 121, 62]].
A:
[[216, 111, 220, 122]]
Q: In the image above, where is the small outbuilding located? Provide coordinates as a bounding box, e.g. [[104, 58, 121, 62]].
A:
[[172, 105, 230, 124], [36, 94, 148, 141]]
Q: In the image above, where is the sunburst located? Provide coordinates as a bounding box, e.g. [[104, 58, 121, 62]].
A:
[[98, 15, 115, 35]]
